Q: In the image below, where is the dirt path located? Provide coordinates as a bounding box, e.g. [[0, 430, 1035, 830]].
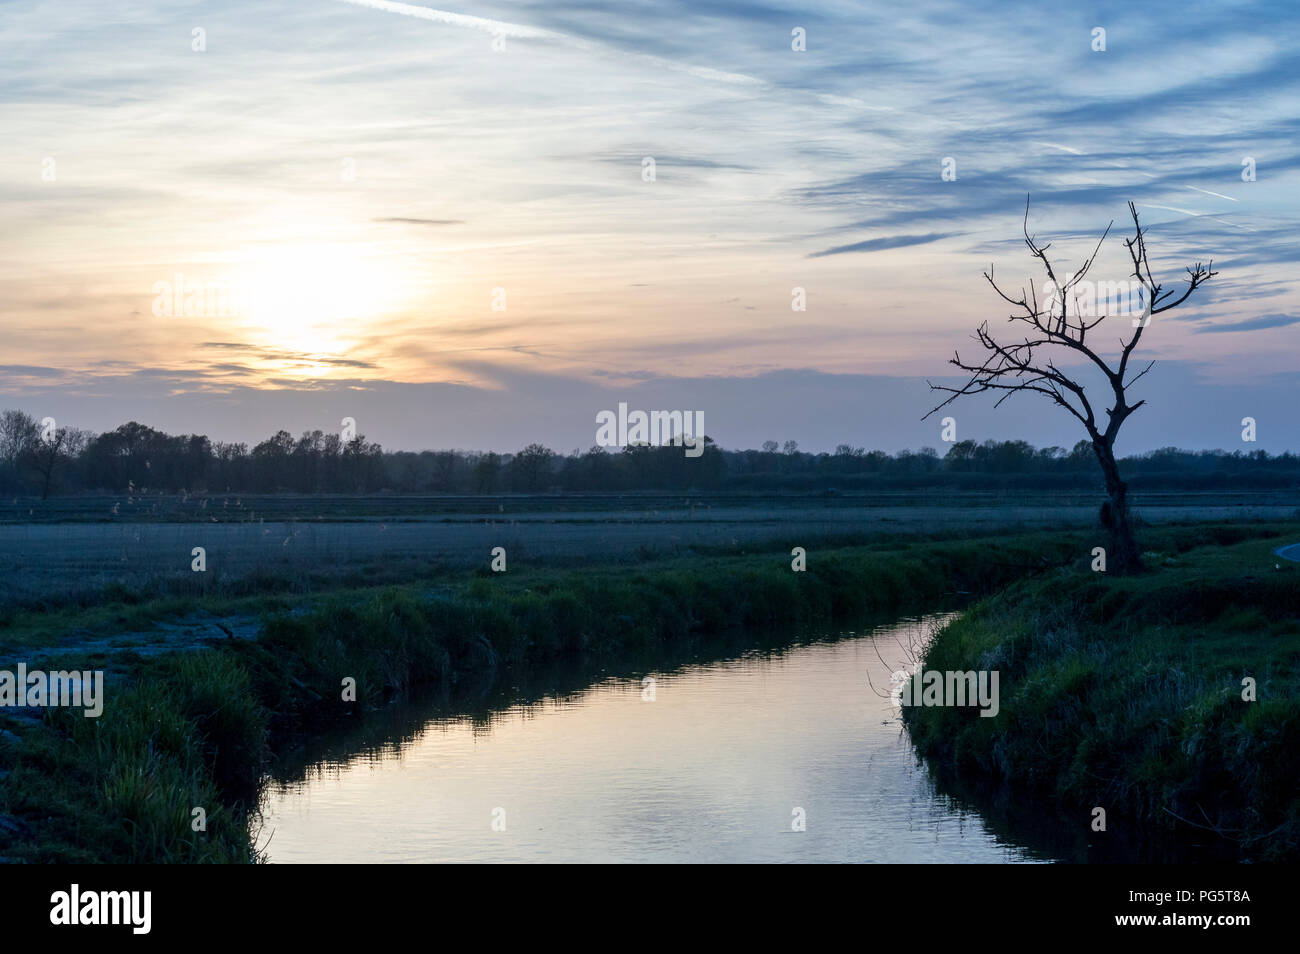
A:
[[0, 612, 261, 667]]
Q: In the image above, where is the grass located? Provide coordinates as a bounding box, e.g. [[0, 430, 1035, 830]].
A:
[[0, 653, 260, 863], [6, 498, 1295, 610], [1, 519, 1296, 862], [903, 524, 1300, 861]]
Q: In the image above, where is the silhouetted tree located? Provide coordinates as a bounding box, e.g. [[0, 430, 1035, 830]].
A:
[[0, 410, 38, 492], [473, 452, 502, 493], [925, 200, 1216, 573], [33, 425, 90, 499], [510, 443, 556, 492], [7, 409, 1295, 500]]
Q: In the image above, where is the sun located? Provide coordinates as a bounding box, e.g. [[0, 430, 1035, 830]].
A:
[[236, 244, 405, 361]]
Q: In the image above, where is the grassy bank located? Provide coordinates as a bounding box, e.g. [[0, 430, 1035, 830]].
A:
[[904, 525, 1300, 861], [0, 529, 1086, 862], [2, 521, 1295, 862]]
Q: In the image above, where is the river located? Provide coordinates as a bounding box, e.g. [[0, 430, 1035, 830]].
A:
[[257, 613, 1052, 863]]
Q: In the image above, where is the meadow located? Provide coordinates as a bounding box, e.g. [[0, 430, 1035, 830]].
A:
[[1, 490, 1294, 610]]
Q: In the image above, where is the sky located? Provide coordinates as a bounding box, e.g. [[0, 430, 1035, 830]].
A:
[[1, 0, 1297, 454]]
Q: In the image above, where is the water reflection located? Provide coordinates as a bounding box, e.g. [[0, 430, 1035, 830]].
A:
[[259, 614, 1049, 863]]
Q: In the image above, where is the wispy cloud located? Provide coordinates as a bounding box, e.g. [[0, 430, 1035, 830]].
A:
[[0, 365, 66, 378], [372, 217, 465, 226], [1193, 313, 1300, 333], [330, 0, 763, 85], [332, 0, 572, 41], [809, 232, 958, 257]]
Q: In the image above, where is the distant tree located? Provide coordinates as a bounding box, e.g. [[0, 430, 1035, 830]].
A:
[[432, 451, 459, 492], [31, 425, 91, 498], [510, 443, 555, 492], [925, 200, 1215, 573], [292, 430, 325, 492], [184, 434, 211, 492], [83, 421, 170, 491], [473, 452, 502, 493], [782, 440, 799, 455], [252, 430, 295, 491], [341, 434, 385, 492], [212, 441, 249, 491], [943, 439, 979, 471], [0, 410, 38, 491], [31, 427, 64, 499], [12, 409, 1300, 499], [761, 440, 779, 454]]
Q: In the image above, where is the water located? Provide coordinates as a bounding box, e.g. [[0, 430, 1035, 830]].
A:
[[258, 615, 1048, 863]]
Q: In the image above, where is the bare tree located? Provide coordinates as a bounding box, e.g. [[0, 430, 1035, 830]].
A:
[[32, 425, 91, 499], [925, 200, 1216, 573], [0, 409, 38, 469]]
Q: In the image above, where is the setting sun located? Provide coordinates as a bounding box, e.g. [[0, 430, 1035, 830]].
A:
[[237, 244, 408, 359]]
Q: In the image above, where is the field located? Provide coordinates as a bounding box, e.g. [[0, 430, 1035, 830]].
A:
[[2, 491, 1295, 609]]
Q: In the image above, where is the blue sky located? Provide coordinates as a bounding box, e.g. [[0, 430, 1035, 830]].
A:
[[1, 0, 1297, 452]]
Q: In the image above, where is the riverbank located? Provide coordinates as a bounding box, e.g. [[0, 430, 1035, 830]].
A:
[[903, 525, 1300, 861], [2, 521, 1294, 861]]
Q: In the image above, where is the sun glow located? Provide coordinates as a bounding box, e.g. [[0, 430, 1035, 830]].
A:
[[237, 245, 409, 362]]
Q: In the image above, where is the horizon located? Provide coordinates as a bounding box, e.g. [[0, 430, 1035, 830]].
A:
[[2, 351, 1297, 456], [2, 397, 1297, 460]]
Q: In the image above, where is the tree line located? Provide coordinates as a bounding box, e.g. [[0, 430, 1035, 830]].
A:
[[1, 409, 1297, 497]]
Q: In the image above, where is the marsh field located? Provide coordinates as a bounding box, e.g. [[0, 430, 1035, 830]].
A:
[[1, 489, 1295, 608], [1, 491, 1297, 864]]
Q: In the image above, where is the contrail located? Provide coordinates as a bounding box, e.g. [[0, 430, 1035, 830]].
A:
[[1185, 184, 1237, 202], [1031, 141, 1085, 155], [1142, 203, 1254, 231], [332, 0, 574, 42], [1032, 142, 1246, 224], [330, 0, 763, 86]]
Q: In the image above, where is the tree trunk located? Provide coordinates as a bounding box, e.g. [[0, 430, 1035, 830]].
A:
[[40, 455, 54, 500], [1093, 438, 1142, 573]]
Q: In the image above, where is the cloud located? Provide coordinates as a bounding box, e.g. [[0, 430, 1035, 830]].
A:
[[331, 0, 572, 41], [589, 154, 752, 172], [1193, 313, 1300, 334], [808, 232, 958, 257], [372, 217, 465, 226], [330, 0, 762, 85], [0, 365, 66, 378], [199, 342, 379, 369]]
